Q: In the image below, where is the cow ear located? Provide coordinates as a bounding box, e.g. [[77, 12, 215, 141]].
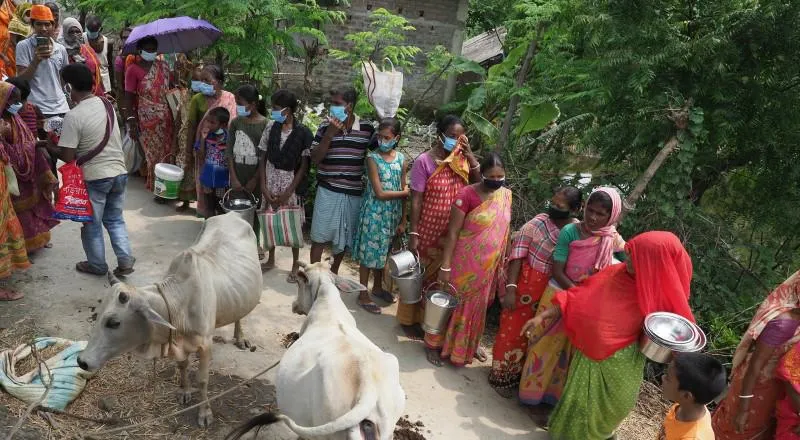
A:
[[137, 305, 176, 330], [332, 275, 367, 294]]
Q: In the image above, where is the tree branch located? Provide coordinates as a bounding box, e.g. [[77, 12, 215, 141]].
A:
[[496, 25, 542, 152]]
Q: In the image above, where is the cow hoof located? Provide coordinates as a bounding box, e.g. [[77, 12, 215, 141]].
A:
[[234, 339, 251, 350], [197, 408, 214, 427], [177, 389, 194, 405]]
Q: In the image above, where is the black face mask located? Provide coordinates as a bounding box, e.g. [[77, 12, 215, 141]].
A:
[[548, 206, 571, 219], [483, 178, 505, 190]]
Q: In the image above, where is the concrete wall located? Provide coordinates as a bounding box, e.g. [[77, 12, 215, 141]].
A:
[[275, 0, 468, 110]]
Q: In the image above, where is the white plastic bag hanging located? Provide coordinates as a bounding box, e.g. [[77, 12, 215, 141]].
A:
[[361, 58, 403, 119]]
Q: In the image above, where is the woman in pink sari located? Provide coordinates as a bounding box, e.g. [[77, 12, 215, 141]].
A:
[[0, 80, 57, 253], [177, 64, 236, 217], [427, 152, 512, 367], [124, 36, 173, 194], [776, 339, 800, 439], [518, 186, 625, 423]]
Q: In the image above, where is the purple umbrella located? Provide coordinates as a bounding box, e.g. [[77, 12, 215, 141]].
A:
[[123, 17, 221, 55]]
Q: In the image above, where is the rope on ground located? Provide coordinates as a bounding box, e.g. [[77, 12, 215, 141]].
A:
[[5, 344, 53, 440], [82, 359, 281, 439]]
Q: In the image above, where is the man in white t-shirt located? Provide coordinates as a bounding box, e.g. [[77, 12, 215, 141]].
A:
[[49, 63, 135, 276]]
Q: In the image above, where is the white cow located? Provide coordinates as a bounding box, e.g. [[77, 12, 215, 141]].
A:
[[226, 261, 405, 440], [77, 212, 263, 427]]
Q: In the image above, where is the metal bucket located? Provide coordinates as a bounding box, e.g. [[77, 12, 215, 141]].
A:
[[220, 189, 257, 225], [422, 282, 459, 335], [392, 264, 425, 304], [388, 249, 419, 277]]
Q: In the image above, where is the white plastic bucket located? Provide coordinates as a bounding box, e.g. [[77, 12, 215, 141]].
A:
[[153, 163, 183, 199]]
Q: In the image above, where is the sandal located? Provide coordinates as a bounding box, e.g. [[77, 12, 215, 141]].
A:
[[358, 301, 381, 315], [474, 346, 489, 362], [0, 288, 23, 301], [372, 289, 396, 304], [286, 272, 298, 284], [76, 261, 106, 276]]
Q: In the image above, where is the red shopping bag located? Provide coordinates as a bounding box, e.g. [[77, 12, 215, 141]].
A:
[[53, 161, 93, 222]]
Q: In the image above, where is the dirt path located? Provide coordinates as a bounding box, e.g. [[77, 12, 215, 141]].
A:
[[0, 176, 541, 439]]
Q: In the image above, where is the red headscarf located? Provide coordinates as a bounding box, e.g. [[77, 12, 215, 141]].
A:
[[554, 231, 694, 360]]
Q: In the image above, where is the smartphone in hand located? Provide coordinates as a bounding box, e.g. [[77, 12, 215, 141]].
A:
[[35, 36, 49, 47]]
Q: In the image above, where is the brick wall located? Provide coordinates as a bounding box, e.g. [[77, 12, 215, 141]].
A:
[[275, 0, 467, 110]]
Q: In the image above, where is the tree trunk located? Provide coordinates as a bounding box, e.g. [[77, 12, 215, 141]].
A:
[[619, 101, 692, 222], [496, 26, 541, 152]]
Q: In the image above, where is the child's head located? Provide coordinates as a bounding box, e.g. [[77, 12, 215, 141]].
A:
[[207, 107, 230, 133], [235, 84, 265, 118], [662, 353, 726, 406], [376, 118, 402, 151]]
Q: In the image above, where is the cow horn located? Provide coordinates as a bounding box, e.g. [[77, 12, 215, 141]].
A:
[[107, 271, 121, 286]]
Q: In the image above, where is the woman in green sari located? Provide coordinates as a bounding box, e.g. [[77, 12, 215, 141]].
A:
[[521, 231, 695, 439]]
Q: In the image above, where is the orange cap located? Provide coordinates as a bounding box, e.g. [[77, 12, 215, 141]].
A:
[[29, 5, 54, 22]]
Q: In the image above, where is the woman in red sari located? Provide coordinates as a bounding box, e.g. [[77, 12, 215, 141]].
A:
[[776, 339, 800, 439], [124, 36, 173, 194], [488, 186, 582, 396], [429, 152, 512, 367], [0, 80, 57, 252], [712, 269, 800, 439], [399, 115, 481, 339]]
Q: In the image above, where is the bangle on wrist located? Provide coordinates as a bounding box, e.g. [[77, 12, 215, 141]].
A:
[[408, 232, 420, 237], [470, 164, 480, 170], [440, 267, 451, 272], [506, 284, 518, 288], [738, 394, 754, 399]]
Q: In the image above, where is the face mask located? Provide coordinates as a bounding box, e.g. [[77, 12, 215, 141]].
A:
[[271, 109, 286, 123], [7, 102, 22, 115], [330, 105, 348, 122], [198, 82, 215, 96], [140, 50, 157, 62], [378, 139, 397, 152], [236, 105, 251, 118], [86, 30, 100, 40], [190, 80, 202, 93], [482, 176, 505, 190], [441, 135, 457, 152], [214, 128, 224, 135], [548, 205, 571, 219]]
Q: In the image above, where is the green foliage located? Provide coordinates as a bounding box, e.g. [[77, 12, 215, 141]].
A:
[[78, 0, 346, 82], [482, 0, 800, 364]]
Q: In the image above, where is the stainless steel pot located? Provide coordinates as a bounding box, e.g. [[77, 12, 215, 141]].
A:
[[392, 265, 425, 304], [220, 189, 257, 225], [639, 331, 675, 363], [422, 282, 459, 335], [388, 249, 419, 277], [639, 313, 708, 363]]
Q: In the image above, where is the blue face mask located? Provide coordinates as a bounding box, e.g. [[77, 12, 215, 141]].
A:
[[236, 105, 251, 118], [198, 82, 215, 97], [86, 30, 100, 40], [441, 135, 457, 152], [6, 102, 22, 115], [271, 108, 286, 123], [378, 139, 397, 152], [330, 105, 348, 122], [190, 80, 203, 93], [140, 50, 157, 62]]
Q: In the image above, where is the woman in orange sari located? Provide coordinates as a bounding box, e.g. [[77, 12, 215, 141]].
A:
[[776, 340, 800, 439], [124, 36, 173, 193], [488, 186, 582, 396], [0, 79, 57, 252], [400, 115, 481, 339], [0, 0, 17, 78], [712, 269, 800, 439], [428, 152, 512, 367]]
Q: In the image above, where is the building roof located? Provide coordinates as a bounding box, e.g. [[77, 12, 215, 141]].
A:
[[461, 27, 507, 65]]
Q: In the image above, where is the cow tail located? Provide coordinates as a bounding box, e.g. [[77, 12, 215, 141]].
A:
[[227, 381, 379, 439], [278, 381, 378, 437], [224, 412, 281, 440]]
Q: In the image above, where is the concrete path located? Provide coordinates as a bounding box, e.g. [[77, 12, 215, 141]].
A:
[[0, 176, 544, 439]]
